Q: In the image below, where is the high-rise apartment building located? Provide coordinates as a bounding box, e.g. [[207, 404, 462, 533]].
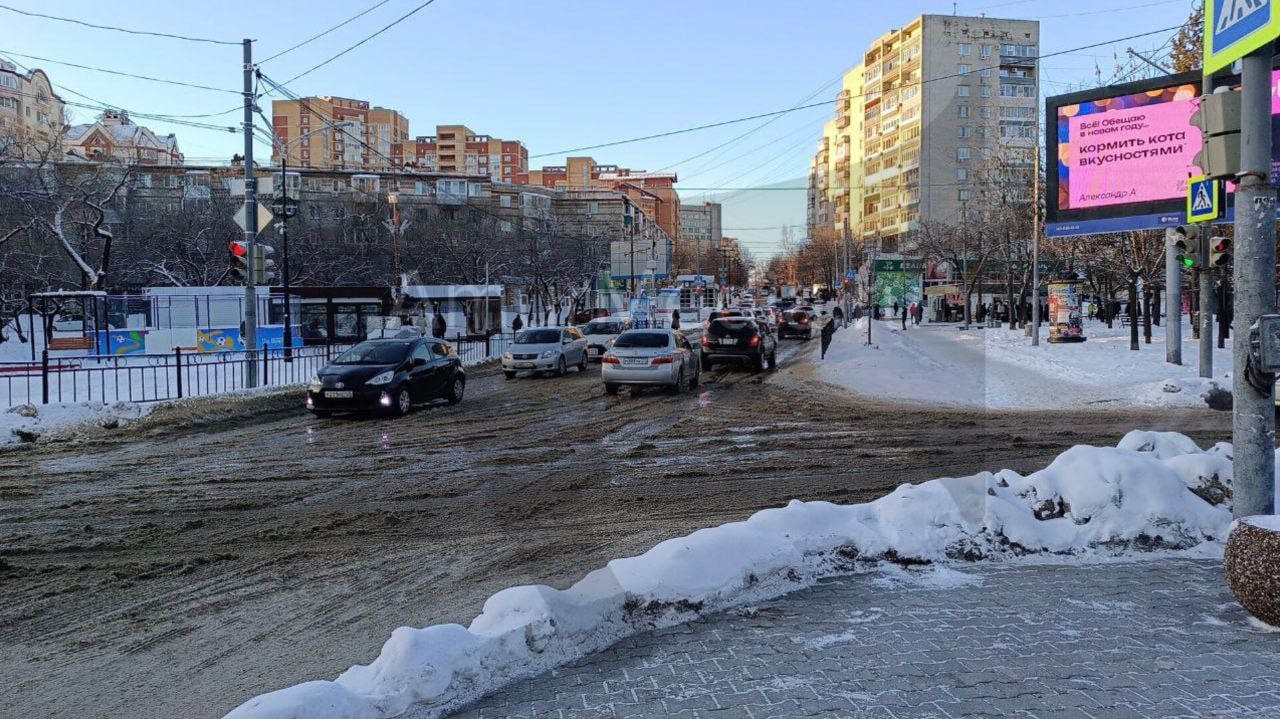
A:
[[272, 96, 409, 171], [410, 125, 528, 182], [679, 202, 722, 248], [807, 15, 1039, 252], [0, 57, 66, 158]]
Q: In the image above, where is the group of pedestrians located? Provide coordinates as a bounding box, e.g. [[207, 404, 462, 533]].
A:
[[890, 301, 924, 330]]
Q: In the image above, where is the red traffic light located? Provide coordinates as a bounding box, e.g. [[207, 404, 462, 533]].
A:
[[229, 241, 248, 258]]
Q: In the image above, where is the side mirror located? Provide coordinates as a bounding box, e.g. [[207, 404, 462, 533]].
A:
[[413, 357, 428, 367]]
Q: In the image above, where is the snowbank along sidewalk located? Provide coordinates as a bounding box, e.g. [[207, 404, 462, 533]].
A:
[[818, 318, 1233, 410], [223, 430, 1270, 719]]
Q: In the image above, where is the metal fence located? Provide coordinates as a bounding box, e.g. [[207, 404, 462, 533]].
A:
[[0, 344, 341, 407], [447, 332, 513, 366]]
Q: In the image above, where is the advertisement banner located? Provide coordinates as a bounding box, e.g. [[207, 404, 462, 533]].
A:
[[96, 329, 147, 356], [1047, 281, 1087, 344], [873, 271, 922, 310]]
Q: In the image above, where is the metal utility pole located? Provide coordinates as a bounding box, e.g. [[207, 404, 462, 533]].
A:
[[1165, 228, 1181, 365], [279, 151, 293, 362], [1199, 72, 1214, 380], [1231, 46, 1276, 519], [240, 38, 259, 387], [388, 193, 402, 302], [1031, 75, 1042, 346]]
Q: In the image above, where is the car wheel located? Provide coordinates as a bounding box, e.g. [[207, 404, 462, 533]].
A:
[[605, 382, 620, 396], [668, 370, 684, 395], [557, 356, 567, 377], [753, 351, 765, 373], [446, 375, 465, 404], [768, 351, 778, 371], [504, 371, 516, 380], [577, 352, 587, 372], [395, 387, 412, 416], [629, 385, 643, 398], [691, 365, 700, 388]]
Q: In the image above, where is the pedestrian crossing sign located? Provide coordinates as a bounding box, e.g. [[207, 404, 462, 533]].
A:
[[1186, 175, 1223, 223]]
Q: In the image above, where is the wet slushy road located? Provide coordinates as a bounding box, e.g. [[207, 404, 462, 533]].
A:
[[0, 340, 1232, 718]]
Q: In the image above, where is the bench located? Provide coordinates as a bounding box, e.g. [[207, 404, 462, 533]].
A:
[[47, 337, 96, 351]]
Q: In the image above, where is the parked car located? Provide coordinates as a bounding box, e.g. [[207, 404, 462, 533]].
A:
[[778, 308, 816, 340], [580, 317, 632, 360], [307, 338, 465, 417], [502, 326, 588, 378], [700, 317, 777, 372], [601, 329, 701, 396]]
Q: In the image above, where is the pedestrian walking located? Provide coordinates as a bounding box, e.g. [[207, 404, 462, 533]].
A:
[[820, 313, 836, 359], [914, 302, 923, 325], [671, 308, 681, 330], [512, 314, 524, 333], [892, 301, 900, 318], [901, 306, 908, 330], [832, 305, 844, 324], [976, 303, 987, 325]]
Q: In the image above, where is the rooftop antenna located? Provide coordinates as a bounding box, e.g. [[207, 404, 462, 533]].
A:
[[953, 2, 957, 15]]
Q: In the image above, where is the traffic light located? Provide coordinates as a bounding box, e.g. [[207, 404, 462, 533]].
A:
[[253, 244, 277, 285], [229, 240, 250, 282], [1172, 229, 1201, 269], [1189, 89, 1242, 181], [1209, 236, 1232, 268]]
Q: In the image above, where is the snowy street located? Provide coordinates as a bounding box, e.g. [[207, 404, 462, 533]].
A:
[[818, 318, 1235, 410], [0, 339, 1233, 719]]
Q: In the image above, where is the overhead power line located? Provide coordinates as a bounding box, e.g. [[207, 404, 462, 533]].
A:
[[0, 3, 239, 45], [279, 0, 442, 86], [261, 0, 396, 64], [531, 24, 1182, 160], [0, 48, 240, 94]]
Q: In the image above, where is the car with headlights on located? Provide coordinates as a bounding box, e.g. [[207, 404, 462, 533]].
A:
[[502, 326, 588, 378], [580, 317, 632, 361], [307, 338, 465, 417], [700, 317, 777, 372], [601, 329, 700, 396]]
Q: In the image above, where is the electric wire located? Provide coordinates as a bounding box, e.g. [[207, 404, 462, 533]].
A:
[[260, 0, 396, 63], [0, 48, 240, 94], [0, 3, 239, 45], [278, 0, 442, 86]]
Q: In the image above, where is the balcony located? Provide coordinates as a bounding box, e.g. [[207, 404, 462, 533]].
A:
[[1001, 54, 1036, 67]]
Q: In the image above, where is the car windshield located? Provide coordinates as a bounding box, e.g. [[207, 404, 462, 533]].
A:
[[332, 341, 410, 365], [708, 319, 757, 338], [582, 321, 623, 335], [515, 329, 561, 344], [613, 332, 669, 349]]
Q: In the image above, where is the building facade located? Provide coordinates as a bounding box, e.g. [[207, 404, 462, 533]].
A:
[[65, 111, 183, 166], [409, 124, 528, 182], [271, 96, 410, 171], [0, 57, 66, 157], [516, 156, 681, 243], [807, 15, 1039, 253], [679, 202, 722, 249]]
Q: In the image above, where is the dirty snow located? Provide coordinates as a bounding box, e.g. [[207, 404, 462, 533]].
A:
[[0, 401, 152, 447], [223, 430, 1261, 719], [818, 318, 1233, 410]]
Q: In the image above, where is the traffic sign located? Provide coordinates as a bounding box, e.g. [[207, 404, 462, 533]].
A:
[[269, 196, 299, 218], [234, 202, 275, 234], [845, 270, 858, 281], [1205, 0, 1280, 75], [1187, 176, 1224, 223]]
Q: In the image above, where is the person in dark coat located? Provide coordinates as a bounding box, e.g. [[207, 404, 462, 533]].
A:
[[671, 308, 681, 330], [431, 307, 447, 339], [832, 305, 844, 323], [512, 314, 524, 333], [892, 301, 900, 318], [976, 303, 987, 325], [901, 305, 908, 330], [820, 313, 837, 359]]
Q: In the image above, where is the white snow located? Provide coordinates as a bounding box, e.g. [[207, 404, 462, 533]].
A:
[[223, 430, 1268, 719], [1244, 515, 1280, 532], [818, 318, 1234, 409], [0, 401, 152, 447]]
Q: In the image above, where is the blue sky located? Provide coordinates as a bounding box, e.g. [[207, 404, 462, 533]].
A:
[[2, 0, 1199, 256]]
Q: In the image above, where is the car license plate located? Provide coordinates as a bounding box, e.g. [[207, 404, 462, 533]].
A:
[[588, 347, 600, 357], [515, 362, 535, 369], [622, 357, 646, 365], [326, 390, 353, 399], [719, 338, 737, 346]]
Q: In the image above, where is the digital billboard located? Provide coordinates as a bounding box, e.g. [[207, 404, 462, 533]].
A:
[[1045, 67, 1280, 238]]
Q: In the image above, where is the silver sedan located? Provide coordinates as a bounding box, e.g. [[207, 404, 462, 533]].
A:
[[601, 329, 701, 396]]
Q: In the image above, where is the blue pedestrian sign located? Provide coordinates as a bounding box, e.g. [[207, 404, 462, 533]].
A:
[[1205, 0, 1280, 75], [1186, 175, 1223, 223], [844, 270, 858, 281]]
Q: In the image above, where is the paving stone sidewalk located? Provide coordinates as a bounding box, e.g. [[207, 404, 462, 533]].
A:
[[449, 559, 1280, 719]]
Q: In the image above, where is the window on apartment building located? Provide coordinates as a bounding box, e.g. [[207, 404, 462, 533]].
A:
[[981, 106, 993, 119], [958, 189, 970, 202], [978, 126, 991, 139], [957, 64, 971, 76], [956, 168, 968, 181], [957, 105, 970, 118], [1001, 44, 1017, 55], [979, 67, 992, 78], [500, 195, 512, 208], [957, 85, 971, 98], [587, 201, 599, 216], [499, 220, 513, 233], [981, 86, 993, 98], [957, 126, 971, 139], [981, 44, 993, 59], [137, 174, 152, 188], [957, 147, 970, 162], [165, 175, 181, 189], [308, 205, 321, 221], [958, 43, 972, 56]]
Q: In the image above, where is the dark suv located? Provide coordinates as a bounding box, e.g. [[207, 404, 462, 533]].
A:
[[778, 308, 816, 340], [700, 317, 777, 372]]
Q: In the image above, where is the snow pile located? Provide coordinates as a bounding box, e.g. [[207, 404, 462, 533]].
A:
[[818, 318, 1233, 409], [0, 401, 151, 446], [224, 430, 1241, 719]]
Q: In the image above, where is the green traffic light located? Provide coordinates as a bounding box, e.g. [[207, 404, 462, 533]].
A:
[[1181, 257, 1196, 268]]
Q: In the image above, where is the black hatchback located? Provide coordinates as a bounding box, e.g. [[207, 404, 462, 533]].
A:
[[700, 317, 777, 372], [307, 338, 465, 417]]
